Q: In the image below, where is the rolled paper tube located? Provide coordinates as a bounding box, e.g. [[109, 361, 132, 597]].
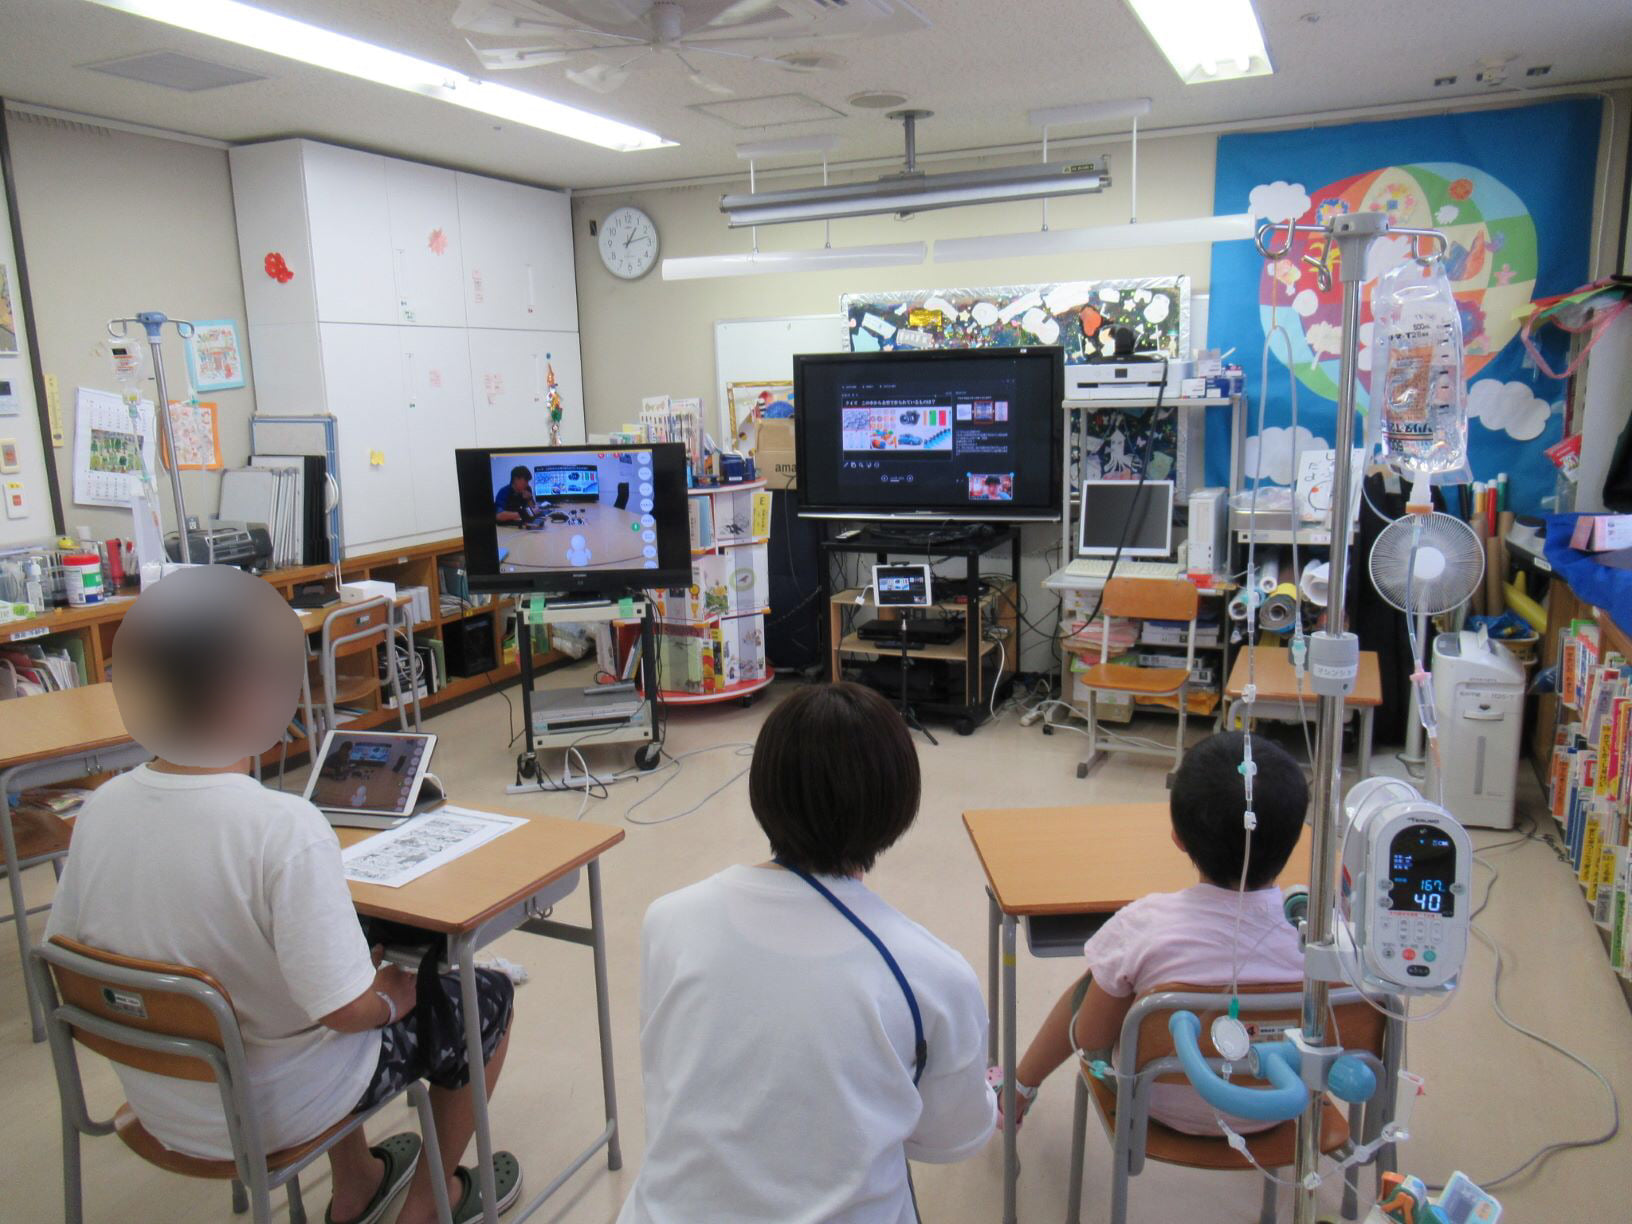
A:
[[1227, 589, 1258, 621], [1484, 536, 1503, 614], [1259, 581, 1299, 631], [1497, 509, 1515, 592], [1504, 580, 1546, 633], [1256, 552, 1282, 596], [1299, 559, 1330, 607]]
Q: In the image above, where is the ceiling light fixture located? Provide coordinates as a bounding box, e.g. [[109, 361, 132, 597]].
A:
[[1124, 0, 1273, 84], [721, 110, 1109, 228], [82, 0, 672, 151], [935, 212, 1256, 262], [662, 242, 926, 281]]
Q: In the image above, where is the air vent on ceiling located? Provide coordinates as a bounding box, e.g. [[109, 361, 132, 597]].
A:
[[82, 51, 266, 92], [690, 93, 847, 129], [848, 90, 910, 110]]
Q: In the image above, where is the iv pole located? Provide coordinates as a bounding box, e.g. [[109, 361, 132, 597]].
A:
[[108, 312, 196, 563], [1253, 213, 1449, 1224]]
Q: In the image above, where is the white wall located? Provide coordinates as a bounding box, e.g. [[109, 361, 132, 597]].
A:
[[5, 109, 255, 543], [0, 126, 54, 547], [571, 133, 1219, 433]]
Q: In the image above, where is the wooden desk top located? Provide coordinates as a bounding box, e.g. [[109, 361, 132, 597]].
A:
[[1223, 645, 1382, 707], [0, 684, 134, 770], [963, 802, 1315, 917], [338, 806, 624, 934]]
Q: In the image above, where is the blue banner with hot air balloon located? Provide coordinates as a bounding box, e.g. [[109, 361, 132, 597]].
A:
[[1208, 99, 1601, 513]]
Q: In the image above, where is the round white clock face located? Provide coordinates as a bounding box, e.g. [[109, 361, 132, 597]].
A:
[[599, 205, 658, 280]]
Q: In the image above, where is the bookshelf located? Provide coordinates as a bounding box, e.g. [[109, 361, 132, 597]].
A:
[[650, 480, 774, 706]]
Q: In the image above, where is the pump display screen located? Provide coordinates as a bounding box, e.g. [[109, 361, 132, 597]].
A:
[[1387, 823, 1457, 916]]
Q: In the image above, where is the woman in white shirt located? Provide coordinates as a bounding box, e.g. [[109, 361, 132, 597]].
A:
[[618, 682, 995, 1224]]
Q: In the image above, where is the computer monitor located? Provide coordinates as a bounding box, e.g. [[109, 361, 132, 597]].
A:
[[794, 347, 1063, 521], [1077, 479, 1174, 558], [455, 443, 691, 595]]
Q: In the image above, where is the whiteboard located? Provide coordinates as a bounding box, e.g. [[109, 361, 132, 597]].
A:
[[712, 314, 846, 441]]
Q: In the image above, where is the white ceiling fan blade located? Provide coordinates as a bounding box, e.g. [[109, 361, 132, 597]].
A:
[[704, 0, 788, 28], [566, 0, 656, 27], [469, 41, 580, 70], [563, 48, 651, 92], [672, 50, 733, 95], [684, 42, 800, 69], [452, 0, 575, 37]]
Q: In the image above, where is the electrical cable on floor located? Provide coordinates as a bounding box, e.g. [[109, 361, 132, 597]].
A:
[[623, 743, 756, 826]]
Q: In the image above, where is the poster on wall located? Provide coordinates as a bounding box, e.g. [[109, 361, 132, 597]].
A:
[[73, 386, 157, 507], [184, 318, 246, 391], [1208, 99, 1601, 513], [840, 277, 1190, 362], [0, 262, 17, 354]]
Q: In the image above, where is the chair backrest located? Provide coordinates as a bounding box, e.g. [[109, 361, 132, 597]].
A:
[[1121, 981, 1389, 1086], [37, 936, 241, 1084], [322, 599, 392, 661], [1101, 577, 1199, 624]]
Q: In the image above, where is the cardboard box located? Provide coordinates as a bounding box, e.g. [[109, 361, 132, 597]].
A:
[[755, 417, 797, 491]]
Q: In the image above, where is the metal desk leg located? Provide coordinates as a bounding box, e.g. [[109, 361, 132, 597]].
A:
[[986, 890, 999, 1068], [1, 768, 43, 1042], [456, 933, 501, 1224], [588, 859, 622, 1171], [1360, 707, 1374, 779], [1002, 913, 1018, 1224]]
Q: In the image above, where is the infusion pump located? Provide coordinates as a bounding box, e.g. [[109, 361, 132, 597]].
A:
[[1335, 778, 1472, 993]]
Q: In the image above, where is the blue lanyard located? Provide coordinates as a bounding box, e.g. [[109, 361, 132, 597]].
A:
[[775, 859, 927, 1086]]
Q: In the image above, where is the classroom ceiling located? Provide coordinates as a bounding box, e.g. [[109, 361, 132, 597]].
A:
[[0, 0, 1629, 192]]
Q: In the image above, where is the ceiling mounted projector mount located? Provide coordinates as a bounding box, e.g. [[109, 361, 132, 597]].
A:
[[720, 108, 1110, 228]]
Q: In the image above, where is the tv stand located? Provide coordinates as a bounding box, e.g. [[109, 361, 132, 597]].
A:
[[820, 525, 1019, 736]]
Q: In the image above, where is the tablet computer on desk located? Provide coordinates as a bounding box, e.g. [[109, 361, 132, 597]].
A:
[[303, 730, 441, 829]]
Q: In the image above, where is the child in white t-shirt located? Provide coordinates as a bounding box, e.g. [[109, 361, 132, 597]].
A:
[[44, 567, 519, 1224], [997, 731, 1309, 1136], [618, 682, 995, 1224]]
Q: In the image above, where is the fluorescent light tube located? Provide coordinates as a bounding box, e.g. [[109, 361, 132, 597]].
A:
[[935, 213, 1255, 262], [662, 242, 926, 281], [722, 160, 1108, 228], [83, 0, 672, 151], [1124, 0, 1272, 85]]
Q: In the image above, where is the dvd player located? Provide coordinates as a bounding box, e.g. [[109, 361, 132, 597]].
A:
[[855, 618, 963, 647]]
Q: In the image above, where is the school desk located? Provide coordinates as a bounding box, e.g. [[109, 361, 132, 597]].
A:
[[0, 685, 150, 1042], [1222, 646, 1383, 778], [962, 802, 1315, 1224], [338, 809, 625, 1224]]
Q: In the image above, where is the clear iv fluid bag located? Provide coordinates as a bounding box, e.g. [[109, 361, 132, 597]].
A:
[[1370, 259, 1471, 487]]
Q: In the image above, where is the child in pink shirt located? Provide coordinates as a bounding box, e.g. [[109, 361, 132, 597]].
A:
[[999, 731, 1309, 1135]]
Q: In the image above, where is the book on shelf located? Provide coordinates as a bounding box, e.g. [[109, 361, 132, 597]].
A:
[[689, 496, 715, 550]]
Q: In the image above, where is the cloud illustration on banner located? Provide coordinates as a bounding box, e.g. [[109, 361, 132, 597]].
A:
[[1466, 378, 1552, 441], [1244, 425, 1325, 485], [1249, 181, 1311, 222]]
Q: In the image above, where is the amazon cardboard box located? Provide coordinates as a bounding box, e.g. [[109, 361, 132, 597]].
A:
[[756, 418, 797, 491]]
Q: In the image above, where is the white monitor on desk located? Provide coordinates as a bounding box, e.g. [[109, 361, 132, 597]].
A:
[[1077, 479, 1174, 558]]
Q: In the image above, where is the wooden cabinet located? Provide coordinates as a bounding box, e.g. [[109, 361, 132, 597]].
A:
[[231, 139, 582, 553]]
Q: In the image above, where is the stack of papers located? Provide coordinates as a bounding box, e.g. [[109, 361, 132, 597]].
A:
[[341, 806, 526, 888]]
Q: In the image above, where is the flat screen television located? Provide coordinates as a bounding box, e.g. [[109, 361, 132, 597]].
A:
[[794, 346, 1063, 521], [455, 444, 691, 595]]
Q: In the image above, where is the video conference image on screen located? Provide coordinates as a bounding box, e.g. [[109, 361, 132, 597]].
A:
[[489, 449, 663, 573]]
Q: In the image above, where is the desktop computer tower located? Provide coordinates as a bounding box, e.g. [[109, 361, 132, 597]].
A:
[[1186, 487, 1229, 578]]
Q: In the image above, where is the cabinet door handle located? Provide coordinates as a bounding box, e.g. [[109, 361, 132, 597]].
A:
[[526, 263, 535, 315]]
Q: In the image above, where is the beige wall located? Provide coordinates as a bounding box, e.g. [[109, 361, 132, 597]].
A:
[[6, 110, 254, 543], [571, 133, 1219, 434]]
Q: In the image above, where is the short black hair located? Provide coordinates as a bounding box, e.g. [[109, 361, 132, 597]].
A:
[[749, 682, 920, 876], [510, 465, 532, 483], [1169, 731, 1307, 890]]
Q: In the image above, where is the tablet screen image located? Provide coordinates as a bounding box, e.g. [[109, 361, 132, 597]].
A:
[[304, 731, 437, 818]]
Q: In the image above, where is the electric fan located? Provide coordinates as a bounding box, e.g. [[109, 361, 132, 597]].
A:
[[1368, 511, 1484, 769]]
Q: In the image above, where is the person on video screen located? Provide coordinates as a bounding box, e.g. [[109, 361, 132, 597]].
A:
[[494, 465, 541, 525]]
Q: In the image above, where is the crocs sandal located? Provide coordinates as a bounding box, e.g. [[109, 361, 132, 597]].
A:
[[449, 1151, 523, 1223], [987, 1066, 1038, 1131], [324, 1131, 422, 1224]]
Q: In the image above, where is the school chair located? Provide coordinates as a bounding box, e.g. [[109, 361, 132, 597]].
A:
[[31, 936, 454, 1224], [302, 598, 410, 745], [1065, 981, 1402, 1224], [1070, 577, 1199, 783]]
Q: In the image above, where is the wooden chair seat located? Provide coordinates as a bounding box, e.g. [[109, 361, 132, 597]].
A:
[[7, 809, 73, 862], [307, 664, 378, 706], [1075, 662, 1190, 696], [1084, 1065, 1351, 1170], [113, 1103, 352, 1180]]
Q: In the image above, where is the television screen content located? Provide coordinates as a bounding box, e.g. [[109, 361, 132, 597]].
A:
[[456, 444, 691, 594], [795, 347, 1062, 521]]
